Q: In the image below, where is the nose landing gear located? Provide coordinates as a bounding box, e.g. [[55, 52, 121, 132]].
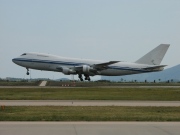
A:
[[26, 68, 29, 75]]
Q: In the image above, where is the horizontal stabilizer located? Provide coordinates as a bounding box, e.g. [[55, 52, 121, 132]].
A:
[[136, 44, 170, 65], [143, 65, 167, 71]]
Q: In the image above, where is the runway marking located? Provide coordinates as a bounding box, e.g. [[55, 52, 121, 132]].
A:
[[39, 81, 47, 86], [1, 100, 180, 106]]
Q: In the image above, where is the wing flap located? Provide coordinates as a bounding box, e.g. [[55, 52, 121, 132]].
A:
[[93, 61, 119, 69]]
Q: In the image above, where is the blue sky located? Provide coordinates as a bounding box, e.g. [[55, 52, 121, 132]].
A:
[[0, 0, 180, 80]]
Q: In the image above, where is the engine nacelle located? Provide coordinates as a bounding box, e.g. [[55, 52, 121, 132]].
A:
[[82, 65, 96, 73], [62, 68, 76, 75], [57, 66, 76, 75], [83, 65, 91, 73]]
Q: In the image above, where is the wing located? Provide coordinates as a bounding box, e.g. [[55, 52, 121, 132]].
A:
[[73, 61, 120, 72], [57, 61, 120, 75], [92, 61, 120, 70]]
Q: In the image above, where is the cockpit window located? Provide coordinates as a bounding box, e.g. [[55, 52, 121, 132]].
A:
[[21, 53, 27, 56]]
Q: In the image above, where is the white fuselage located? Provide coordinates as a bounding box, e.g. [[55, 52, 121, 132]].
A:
[[12, 52, 158, 76]]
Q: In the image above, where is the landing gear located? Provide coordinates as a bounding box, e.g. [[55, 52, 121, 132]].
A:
[[84, 74, 91, 81], [78, 74, 91, 81], [78, 74, 83, 81], [26, 68, 29, 75]]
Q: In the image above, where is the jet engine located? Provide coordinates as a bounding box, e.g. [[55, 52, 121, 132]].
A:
[[56, 67, 76, 75], [83, 65, 91, 73], [62, 68, 76, 75], [82, 65, 96, 73]]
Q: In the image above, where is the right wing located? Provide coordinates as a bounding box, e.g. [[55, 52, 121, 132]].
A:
[[57, 61, 120, 75], [73, 61, 119, 71]]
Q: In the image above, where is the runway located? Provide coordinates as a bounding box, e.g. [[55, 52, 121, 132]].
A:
[[0, 122, 179, 135], [1, 100, 180, 106]]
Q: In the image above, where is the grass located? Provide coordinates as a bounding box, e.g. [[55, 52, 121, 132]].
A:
[[0, 88, 180, 100], [0, 81, 40, 86], [0, 106, 180, 121], [47, 81, 180, 87], [1, 80, 180, 87]]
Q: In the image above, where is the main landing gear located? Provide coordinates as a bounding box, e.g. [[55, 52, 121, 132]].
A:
[[78, 74, 91, 81], [26, 68, 29, 75], [78, 74, 83, 81], [84, 74, 91, 81]]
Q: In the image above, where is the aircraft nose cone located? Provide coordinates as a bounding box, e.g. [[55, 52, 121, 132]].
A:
[[12, 58, 17, 64]]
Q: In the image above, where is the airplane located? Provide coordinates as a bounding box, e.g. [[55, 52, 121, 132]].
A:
[[12, 44, 170, 81]]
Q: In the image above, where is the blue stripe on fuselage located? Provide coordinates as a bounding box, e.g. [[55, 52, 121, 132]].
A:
[[13, 58, 150, 73]]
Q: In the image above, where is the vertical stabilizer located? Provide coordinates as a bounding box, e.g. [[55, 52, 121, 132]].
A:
[[135, 44, 170, 65]]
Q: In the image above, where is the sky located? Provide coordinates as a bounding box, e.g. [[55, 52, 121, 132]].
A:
[[0, 0, 180, 80]]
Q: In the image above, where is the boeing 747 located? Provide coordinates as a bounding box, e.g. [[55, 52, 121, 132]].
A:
[[12, 44, 170, 81]]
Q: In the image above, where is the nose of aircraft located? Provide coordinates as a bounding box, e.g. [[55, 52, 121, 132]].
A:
[[12, 58, 17, 64]]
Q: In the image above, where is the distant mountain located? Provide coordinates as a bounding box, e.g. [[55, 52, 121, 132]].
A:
[[101, 64, 180, 82]]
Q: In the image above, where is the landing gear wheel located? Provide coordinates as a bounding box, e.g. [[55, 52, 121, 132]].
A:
[[26, 68, 29, 75], [84, 74, 91, 81], [78, 74, 83, 81]]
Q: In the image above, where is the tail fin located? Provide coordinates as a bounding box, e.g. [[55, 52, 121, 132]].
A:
[[135, 44, 170, 65]]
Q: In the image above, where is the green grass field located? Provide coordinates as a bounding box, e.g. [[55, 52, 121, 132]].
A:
[[47, 81, 180, 87], [0, 106, 180, 121], [0, 88, 180, 100], [1, 81, 179, 87], [0, 81, 40, 86]]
